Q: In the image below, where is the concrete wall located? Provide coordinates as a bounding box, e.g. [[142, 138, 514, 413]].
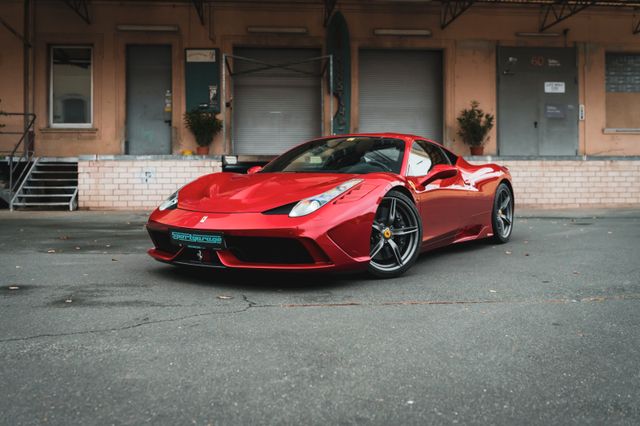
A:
[[1, 1, 639, 158]]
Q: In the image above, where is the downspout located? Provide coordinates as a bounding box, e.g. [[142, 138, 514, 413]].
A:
[[22, 0, 33, 149]]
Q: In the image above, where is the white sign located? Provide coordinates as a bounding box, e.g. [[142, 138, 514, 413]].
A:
[[186, 49, 216, 63], [544, 82, 565, 93]]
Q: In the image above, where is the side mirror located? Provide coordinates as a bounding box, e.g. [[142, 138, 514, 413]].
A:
[[419, 165, 458, 186], [247, 165, 263, 175]]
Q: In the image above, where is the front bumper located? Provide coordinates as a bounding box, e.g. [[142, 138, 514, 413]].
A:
[[146, 207, 373, 271]]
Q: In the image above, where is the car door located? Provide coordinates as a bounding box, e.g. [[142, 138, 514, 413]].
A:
[[406, 140, 467, 247]]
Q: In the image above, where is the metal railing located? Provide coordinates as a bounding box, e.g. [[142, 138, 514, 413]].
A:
[[0, 112, 37, 204]]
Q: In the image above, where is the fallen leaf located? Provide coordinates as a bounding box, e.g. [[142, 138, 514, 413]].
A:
[[47, 249, 56, 253], [217, 295, 233, 300], [489, 289, 497, 293], [505, 251, 512, 255], [65, 298, 73, 303], [15, 266, 21, 269], [8, 286, 19, 290], [75, 246, 81, 250], [607, 231, 612, 234], [572, 271, 580, 275], [105, 244, 111, 248]]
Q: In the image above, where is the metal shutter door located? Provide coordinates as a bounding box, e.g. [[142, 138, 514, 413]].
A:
[[358, 50, 443, 141], [233, 48, 321, 155]]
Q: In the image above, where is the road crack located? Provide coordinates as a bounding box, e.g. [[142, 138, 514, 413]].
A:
[[0, 301, 253, 343]]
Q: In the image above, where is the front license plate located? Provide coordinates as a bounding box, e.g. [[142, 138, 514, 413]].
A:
[[170, 230, 225, 250]]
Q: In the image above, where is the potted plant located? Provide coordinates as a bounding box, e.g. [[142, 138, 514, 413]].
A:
[[183, 109, 223, 155], [457, 100, 494, 156]]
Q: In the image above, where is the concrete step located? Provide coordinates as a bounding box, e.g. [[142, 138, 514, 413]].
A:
[[17, 194, 73, 198], [13, 201, 71, 206], [23, 186, 77, 190]]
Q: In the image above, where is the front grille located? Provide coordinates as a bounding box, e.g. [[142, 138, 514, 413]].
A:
[[225, 236, 314, 264], [147, 228, 180, 255]]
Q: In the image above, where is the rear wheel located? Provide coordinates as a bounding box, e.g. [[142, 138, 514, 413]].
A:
[[368, 191, 422, 278], [491, 182, 514, 243]]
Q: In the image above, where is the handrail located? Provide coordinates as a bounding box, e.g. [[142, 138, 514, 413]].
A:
[[0, 112, 36, 202]]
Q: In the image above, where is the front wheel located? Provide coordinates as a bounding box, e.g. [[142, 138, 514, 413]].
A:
[[368, 191, 422, 278], [491, 182, 514, 243]]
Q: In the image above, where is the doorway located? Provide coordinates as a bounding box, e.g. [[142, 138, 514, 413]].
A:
[[497, 47, 578, 156], [231, 48, 323, 155], [358, 50, 443, 141], [126, 45, 172, 155]]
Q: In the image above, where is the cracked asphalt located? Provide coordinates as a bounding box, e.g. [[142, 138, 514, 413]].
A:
[[0, 210, 639, 425]]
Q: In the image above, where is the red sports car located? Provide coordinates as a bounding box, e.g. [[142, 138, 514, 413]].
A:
[[147, 133, 514, 278]]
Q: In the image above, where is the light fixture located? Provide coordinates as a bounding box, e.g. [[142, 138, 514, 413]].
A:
[[515, 32, 561, 38], [247, 26, 308, 34], [116, 24, 179, 32], [373, 28, 432, 37]]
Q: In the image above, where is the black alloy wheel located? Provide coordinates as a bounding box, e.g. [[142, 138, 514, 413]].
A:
[[492, 182, 514, 243], [368, 191, 422, 278]]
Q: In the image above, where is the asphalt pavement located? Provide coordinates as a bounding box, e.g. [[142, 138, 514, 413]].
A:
[[0, 209, 639, 425]]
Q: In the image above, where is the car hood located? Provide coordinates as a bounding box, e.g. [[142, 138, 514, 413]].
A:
[[177, 172, 363, 213]]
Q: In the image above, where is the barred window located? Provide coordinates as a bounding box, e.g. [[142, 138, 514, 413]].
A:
[[605, 53, 640, 129]]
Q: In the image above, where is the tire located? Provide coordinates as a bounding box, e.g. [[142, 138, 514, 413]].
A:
[[491, 182, 514, 243], [367, 191, 423, 278]]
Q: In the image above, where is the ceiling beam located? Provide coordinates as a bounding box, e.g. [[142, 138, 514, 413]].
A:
[[62, 0, 91, 24], [324, 0, 338, 27], [539, 0, 597, 32], [441, 0, 476, 30], [192, 0, 205, 26]]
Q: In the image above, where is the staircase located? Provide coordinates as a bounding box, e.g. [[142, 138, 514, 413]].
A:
[[11, 159, 78, 211]]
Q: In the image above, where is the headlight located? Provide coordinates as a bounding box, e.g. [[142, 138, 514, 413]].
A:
[[289, 178, 363, 217], [158, 191, 178, 211]]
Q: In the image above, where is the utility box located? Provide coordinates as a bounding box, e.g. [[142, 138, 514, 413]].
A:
[[185, 48, 221, 113]]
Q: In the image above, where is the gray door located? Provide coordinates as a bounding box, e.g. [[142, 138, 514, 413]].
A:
[[359, 50, 443, 141], [233, 48, 321, 155], [498, 47, 578, 156], [126, 45, 172, 155]]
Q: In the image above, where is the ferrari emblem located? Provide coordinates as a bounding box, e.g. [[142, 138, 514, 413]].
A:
[[383, 228, 393, 239], [200, 216, 208, 223]]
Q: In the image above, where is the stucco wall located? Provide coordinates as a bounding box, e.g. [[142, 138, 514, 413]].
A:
[[1, 1, 639, 158]]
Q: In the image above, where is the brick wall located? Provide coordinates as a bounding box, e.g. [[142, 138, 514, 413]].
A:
[[78, 157, 222, 210], [78, 158, 640, 210], [472, 159, 640, 209]]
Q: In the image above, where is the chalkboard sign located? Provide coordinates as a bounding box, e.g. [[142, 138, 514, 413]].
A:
[[185, 48, 221, 113]]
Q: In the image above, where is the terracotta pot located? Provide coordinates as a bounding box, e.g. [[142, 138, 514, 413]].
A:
[[196, 146, 210, 155], [469, 145, 484, 156]]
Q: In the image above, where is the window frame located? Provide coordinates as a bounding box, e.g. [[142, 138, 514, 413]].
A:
[[604, 51, 640, 131], [49, 45, 94, 129]]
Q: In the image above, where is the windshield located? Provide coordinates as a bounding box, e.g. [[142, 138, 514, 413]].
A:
[[261, 136, 405, 174]]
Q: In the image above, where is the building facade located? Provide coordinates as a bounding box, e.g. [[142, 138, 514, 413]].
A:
[[1, 0, 639, 209]]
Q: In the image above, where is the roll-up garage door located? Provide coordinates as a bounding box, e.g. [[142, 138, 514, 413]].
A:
[[233, 48, 321, 155], [359, 50, 443, 141]]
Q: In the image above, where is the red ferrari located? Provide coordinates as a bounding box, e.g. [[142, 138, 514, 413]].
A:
[[147, 133, 514, 278]]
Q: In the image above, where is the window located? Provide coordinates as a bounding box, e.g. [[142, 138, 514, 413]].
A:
[[50, 46, 93, 128], [406, 140, 450, 177], [605, 53, 640, 129]]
